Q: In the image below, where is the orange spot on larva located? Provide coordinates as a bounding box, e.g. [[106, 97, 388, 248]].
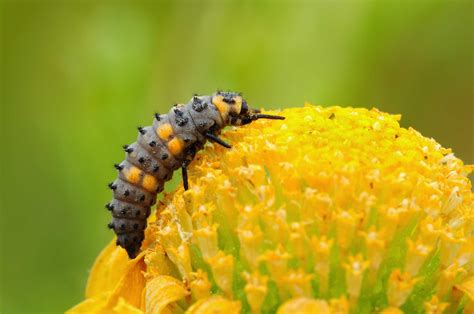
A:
[[232, 96, 243, 114], [142, 175, 158, 192], [125, 166, 142, 184], [157, 123, 174, 141], [167, 137, 184, 156], [212, 95, 230, 120]]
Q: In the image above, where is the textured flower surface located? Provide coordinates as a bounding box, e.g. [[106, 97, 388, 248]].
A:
[[69, 105, 473, 314]]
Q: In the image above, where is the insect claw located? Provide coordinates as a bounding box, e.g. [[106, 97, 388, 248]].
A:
[[182, 164, 189, 191]]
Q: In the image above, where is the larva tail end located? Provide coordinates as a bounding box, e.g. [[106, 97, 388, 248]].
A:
[[125, 244, 140, 259], [116, 233, 142, 259]]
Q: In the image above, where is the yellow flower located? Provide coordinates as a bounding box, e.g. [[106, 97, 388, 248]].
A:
[[69, 105, 473, 313], [242, 271, 268, 313], [387, 269, 420, 307], [342, 254, 370, 306], [424, 295, 449, 314]]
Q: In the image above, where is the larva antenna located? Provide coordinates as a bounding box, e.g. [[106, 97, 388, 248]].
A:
[[254, 113, 285, 120]]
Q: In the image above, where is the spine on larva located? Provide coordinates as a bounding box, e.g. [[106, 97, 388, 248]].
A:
[[106, 95, 226, 259]]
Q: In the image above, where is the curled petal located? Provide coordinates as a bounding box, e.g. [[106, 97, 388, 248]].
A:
[[145, 275, 189, 314], [113, 298, 144, 314], [185, 296, 241, 314], [277, 297, 330, 314]]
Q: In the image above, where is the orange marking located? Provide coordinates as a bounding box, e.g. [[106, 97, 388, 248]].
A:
[[167, 137, 184, 156], [142, 175, 158, 192], [233, 96, 243, 114], [125, 166, 142, 184], [212, 95, 230, 119], [157, 123, 173, 141]]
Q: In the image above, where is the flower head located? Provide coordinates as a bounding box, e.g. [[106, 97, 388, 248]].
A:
[[69, 105, 473, 313]]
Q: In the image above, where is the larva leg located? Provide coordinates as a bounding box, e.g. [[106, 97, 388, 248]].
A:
[[182, 163, 189, 191], [205, 133, 231, 148]]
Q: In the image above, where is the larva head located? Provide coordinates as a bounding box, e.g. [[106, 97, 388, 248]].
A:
[[236, 106, 286, 125], [211, 91, 244, 122], [211, 91, 285, 125]]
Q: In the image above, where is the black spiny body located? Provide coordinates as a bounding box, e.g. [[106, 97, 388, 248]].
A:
[[106, 91, 285, 258]]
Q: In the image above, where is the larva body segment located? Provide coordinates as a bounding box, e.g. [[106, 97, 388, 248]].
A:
[[106, 91, 285, 258]]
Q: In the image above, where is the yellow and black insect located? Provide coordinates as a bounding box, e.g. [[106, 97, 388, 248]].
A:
[[106, 91, 285, 258]]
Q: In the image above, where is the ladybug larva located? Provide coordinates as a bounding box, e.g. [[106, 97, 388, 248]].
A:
[[105, 91, 285, 258]]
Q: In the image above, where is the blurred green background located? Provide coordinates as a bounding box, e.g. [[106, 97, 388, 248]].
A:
[[1, 1, 472, 313]]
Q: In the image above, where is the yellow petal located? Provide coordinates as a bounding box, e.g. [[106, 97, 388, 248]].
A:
[[424, 296, 449, 314], [277, 297, 330, 314], [242, 271, 268, 313], [380, 307, 404, 314], [189, 270, 212, 301], [455, 275, 474, 314], [185, 296, 241, 314], [206, 251, 235, 297], [329, 296, 349, 314], [455, 276, 474, 300], [102, 253, 147, 310], [145, 275, 189, 314], [68, 247, 146, 313], [86, 239, 130, 298], [387, 269, 419, 307], [113, 298, 144, 314], [66, 294, 108, 314]]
